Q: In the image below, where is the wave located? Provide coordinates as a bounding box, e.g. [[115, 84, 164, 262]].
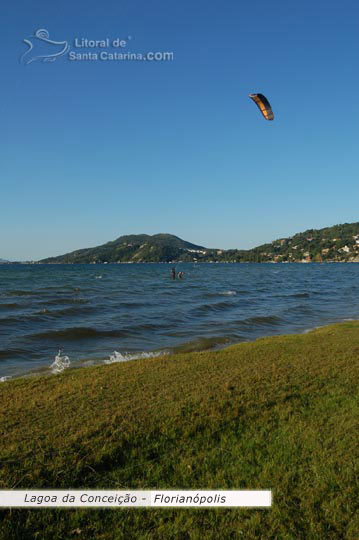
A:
[[0, 303, 22, 310], [122, 322, 172, 333], [273, 292, 311, 299], [0, 348, 28, 360], [191, 301, 237, 316], [284, 304, 318, 316], [38, 286, 83, 292], [27, 321, 171, 342], [28, 327, 130, 341], [0, 305, 94, 325], [104, 350, 164, 364], [50, 350, 71, 374], [303, 317, 359, 331], [36, 305, 94, 318], [171, 335, 235, 353], [303, 325, 326, 334], [5, 290, 37, 297], [208, 290, 238, 297], [41, 305, 94, 318], [41, 298, 88, 306], [246, 315, 283, 325], [113, 301, 149, 310], [0, 316, 28, 326], [204, 290, 248, 298], [233, 315, 284, 329], [0, 376, 11, 382]]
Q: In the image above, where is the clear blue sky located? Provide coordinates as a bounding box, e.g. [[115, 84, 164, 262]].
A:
[[2, 0, 358, 260]]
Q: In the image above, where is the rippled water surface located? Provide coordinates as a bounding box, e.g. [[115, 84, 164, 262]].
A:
[[1, 263, 359, 379]]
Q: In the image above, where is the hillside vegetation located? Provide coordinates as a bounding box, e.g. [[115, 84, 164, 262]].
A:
[[40, 234, 208, 264], [40, 223, 359, 264], [249, 222, 359, 263], [1, 322, 359, 538]]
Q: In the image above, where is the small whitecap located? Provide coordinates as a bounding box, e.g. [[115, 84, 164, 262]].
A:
[[50, 350, 71, 374], [222, 290, 237, 296], [105, 350, 164, 365]]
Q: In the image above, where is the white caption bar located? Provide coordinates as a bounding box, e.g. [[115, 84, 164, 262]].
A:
[[0, 490, 271, 508]]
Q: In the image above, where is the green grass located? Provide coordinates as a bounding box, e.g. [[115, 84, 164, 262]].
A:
[[1, 322, 359, 539]]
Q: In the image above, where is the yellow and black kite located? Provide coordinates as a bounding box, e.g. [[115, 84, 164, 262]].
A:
[[249, 93, 274, 121]]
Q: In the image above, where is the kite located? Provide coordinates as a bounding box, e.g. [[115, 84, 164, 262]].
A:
[[249, 93, 274, 121]]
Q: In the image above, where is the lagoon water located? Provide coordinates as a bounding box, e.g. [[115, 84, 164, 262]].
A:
[[1, 263, 359, 379]]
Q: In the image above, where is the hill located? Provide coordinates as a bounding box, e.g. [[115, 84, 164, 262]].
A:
[[40, 233, 210, 264], [1, 322, 359, 538], [39, 222, 359, 263], [243, 222, 359, 263]]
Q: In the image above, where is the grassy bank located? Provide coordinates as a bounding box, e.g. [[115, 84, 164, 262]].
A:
[[1, 322, 359, 539]]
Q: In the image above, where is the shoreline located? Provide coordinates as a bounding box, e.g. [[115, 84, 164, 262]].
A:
[[1, 319, 358, 384], [2, 320, 359, 537], [0, 317, 357, 383]]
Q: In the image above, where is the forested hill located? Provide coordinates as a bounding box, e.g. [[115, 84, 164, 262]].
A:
[[40, 234, 210, 263], [39, 223, 359, 263], [246, 222, 359, 263]]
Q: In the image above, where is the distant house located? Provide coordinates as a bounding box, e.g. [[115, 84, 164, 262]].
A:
[[187, 249, 207, 255]]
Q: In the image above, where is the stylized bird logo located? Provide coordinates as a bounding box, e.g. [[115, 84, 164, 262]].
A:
[[21, 29, 70, 65]]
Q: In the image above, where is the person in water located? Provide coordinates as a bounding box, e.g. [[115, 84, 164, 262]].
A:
[[171, 267, 176, 279], [178, 271, 184, 279]]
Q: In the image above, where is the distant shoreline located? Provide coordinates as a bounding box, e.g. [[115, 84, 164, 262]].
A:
[[2, 319, 358, 384], [3, 260, 359, 265]]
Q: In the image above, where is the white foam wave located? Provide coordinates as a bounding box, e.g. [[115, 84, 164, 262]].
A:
[[0, 376, 11, 382], [304, 318, 359, 334], [222, 290, 237, 296], [50, 350, 71, 374], [82, 360, 95, 366], [303, 325, 326, 334], [105, 350, 164, 365]]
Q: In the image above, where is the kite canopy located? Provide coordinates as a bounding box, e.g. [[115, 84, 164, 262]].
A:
[[249, 93, 274, 121]]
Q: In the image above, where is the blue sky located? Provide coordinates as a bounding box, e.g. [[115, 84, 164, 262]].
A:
[[1, 0, 358, 260]]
